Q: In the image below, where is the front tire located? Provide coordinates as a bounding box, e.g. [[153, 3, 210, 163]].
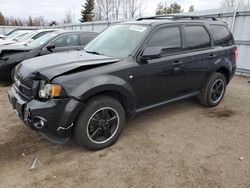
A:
[[74, 95, 125, 150], [11, 66, 16, 81], [199, 73, 227, 107]]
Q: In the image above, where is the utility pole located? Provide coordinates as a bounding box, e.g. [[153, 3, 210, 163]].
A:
[[165, 2, 167, 15], [72, 6, 76, 25], [231, 0, 242, 32]]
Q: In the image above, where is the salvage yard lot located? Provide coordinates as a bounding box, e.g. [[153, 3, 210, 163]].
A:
[[0, 76, 250, 188]]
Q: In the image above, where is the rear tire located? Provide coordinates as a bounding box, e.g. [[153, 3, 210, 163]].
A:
[[199, 73, 227, 107], [74, 95, 125, 150]]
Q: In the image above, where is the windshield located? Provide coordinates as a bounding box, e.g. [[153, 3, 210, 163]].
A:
[[5, 30, 30, 40], [27, 32, 58, 48], [85, 24, 149, 58], [16, 31, 37, 42], [13, 33, 29, 41]]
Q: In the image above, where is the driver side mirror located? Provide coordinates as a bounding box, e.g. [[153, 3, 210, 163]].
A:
[[141, 47, 162, 61], [46, 43, 55, 52]]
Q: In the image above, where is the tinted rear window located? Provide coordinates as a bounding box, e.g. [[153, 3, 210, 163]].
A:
[[210, 25, 234, 47], [184, 25, 211, 50], [81, 34, 96, 45]]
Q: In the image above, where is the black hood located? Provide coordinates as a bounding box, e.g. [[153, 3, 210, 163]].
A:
[[18, 50, 122, 80], [0, 44, 32, 56]]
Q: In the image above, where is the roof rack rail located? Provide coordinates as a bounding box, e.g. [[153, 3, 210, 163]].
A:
[[136, 15, 217, 21]]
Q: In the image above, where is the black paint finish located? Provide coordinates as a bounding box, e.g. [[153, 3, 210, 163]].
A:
[[8, 19, 237, 141], [0, 30, 97, 80]]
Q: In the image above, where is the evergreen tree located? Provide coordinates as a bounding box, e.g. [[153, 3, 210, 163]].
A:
[[156, 2, 183, 15], [80, 0, 95, 22], [189, 5, 195, 12], [27, 16, 33, 26], [49, 20, 58, 26]]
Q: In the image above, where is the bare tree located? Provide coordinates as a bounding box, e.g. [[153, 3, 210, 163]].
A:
[[103, 0, 113, 20], [221, 0, 250, 7], [93, 0, 145, 20], [33, 16, 46, 26], [4, 17, 9, 26], [94, 0, 113, 20], [0, 12, 5, 25], [121, 0, 129, 19], [128, 0, 137, 18], [121, 0, 145, 19], [63, 9, 73, 24], [113, 0, 122, 20], [0, 14, 48, 26], [138, 0, 146, 17], [94, 0, 103, 20]]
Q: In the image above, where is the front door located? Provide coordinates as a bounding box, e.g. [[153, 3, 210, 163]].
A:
[[128, 26, 187, 109], [40, 33, 80, 55]]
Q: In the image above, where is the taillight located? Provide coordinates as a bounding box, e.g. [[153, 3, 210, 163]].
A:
[[234, 48, 238, 64]]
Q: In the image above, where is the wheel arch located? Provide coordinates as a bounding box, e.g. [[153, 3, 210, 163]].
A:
[[215, 66, 230, 84], [67, 75, 137, 117], [80, 86, 136, 118]]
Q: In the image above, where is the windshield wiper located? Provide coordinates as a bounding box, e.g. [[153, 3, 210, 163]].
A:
[[86, 50, 104, 56]]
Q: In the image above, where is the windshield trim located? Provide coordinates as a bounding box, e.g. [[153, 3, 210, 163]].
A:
[[26, 33, 59, 48], [16, 31, 37, 42]]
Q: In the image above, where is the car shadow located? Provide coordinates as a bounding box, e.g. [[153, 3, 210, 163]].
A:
[[0, 81, 12, 87], [0, 96, 200, 163]]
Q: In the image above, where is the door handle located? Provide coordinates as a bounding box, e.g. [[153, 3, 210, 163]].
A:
[[209, 54, 217, 59], [172, 61, 182, 66]]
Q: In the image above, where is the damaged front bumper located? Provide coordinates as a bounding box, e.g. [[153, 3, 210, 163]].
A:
[[8, 86, 84, 144]]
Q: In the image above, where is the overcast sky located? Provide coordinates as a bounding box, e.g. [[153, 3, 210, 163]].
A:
[[0, 0, 221, 23]]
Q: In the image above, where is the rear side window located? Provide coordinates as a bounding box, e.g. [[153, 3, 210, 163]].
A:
[[147, 27, 181, 55], [81, 34, 96, 45], [184, 25, 211, 50], [210, 25, 233, 46]]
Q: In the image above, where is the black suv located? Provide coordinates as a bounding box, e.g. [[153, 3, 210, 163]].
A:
[[0, 30, 97, 80], [8, 15, 237, 150]]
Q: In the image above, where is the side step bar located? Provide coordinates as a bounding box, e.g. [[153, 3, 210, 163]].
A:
[[136, 91, 199, 113]]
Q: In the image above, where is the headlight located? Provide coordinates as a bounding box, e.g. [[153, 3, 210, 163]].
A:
[[38, 81, 62, 99], [0, 57, 9, 63]]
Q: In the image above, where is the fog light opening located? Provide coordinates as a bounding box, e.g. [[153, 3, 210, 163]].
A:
[[32, 116, 47, 129]]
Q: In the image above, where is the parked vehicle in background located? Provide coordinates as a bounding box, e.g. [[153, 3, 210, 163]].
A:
[[8, 29, 58, 46], [5, 28, 37, 36], [8, 15, 237, 150], [0, 34, 6, 40], [0, 30, 33, 45], [0, 30, 97, 80]]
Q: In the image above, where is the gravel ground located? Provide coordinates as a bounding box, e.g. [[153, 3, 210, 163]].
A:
[[0, 76, 250, 188]]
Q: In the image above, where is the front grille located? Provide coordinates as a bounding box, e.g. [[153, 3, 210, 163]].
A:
[[14, 72, 33, 100]]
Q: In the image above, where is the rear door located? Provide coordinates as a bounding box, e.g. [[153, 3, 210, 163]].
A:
[[175, 24, 214, 92]]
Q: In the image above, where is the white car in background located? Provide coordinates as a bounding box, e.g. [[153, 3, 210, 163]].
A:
[[0, 34, 6, 40], [0, 30, 33, 45], [9, 29, 59, 46]]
